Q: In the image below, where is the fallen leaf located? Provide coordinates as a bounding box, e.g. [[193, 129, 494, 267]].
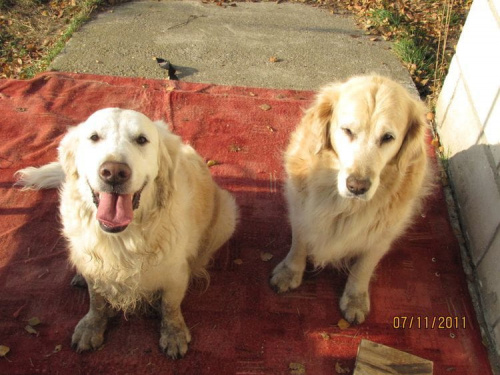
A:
[[0, 345, 10, 357], [289, 362, 306, 374], [25, 325, 38, 335], [320, 332, 330, 340], [28, 317, 41, 327], [269, 56, 279, 63], [207, 160, 219, 167], [260, 252, 273, 262], [337, 318, 350, 330], [45, 344, 63, 358], [335, 361, 349, 374], [259, 104, 272, 111], [233, 259, 243, 265]]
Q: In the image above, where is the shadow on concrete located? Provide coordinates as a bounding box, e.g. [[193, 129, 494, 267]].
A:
[[174, 65, 199, 80]]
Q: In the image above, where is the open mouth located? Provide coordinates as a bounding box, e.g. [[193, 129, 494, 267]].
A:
[[90, 181, 146, 233]]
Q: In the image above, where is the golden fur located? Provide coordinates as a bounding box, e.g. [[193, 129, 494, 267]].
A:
[[16, 108, 238, 358], [270, 75, 432, 324]]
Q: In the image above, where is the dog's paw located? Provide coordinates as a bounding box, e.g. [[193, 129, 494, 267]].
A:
[[270, 261, 303, 293], [339, 291, 370, 324], [160, 323, 191, 359], [71, 314, 108, 352]]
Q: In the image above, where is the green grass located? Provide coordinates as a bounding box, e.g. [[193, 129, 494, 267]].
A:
[[438, 145, 452, 170], [354, 0, 472, 99], [369, 8, 403, 27], [0, 0, 13, 9], [23, 0, 104, 78], [393, 37, 433, 68]]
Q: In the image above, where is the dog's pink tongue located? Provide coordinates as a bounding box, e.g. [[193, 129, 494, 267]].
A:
[[96, 193, 133, 228]]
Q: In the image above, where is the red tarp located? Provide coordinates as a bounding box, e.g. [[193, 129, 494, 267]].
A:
[[0, 73, 492, 374]]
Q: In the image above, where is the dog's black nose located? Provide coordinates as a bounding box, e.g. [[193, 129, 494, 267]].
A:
[[99, 162, 131, 185], [346, 176, 371, 196]]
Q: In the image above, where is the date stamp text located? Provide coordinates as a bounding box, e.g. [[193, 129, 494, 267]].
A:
[[393, 316, 466, 329]]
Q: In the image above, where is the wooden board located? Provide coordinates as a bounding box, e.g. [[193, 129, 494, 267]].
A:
[[353, 339, 433, 375]]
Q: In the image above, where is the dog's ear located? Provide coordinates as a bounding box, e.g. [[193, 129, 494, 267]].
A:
[[57, 126, 79, 180], [307, 84, 340, 154], [396, 98, 428, 170], [154, 121, 179, 208]]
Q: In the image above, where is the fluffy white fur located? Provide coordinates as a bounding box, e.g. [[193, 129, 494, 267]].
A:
[[270, 75, 432, 324], [16, 108, 238, 358]]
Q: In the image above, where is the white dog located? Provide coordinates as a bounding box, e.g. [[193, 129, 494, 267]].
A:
[[16, 108, 238, 358], [270, 75, 431, 324]]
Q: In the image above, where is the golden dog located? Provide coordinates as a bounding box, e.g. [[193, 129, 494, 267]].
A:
[[270, 75, 431, 324], [16, 108, 238, 358]]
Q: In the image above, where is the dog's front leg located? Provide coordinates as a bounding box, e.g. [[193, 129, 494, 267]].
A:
[[340, 244, 389, 324], [270, 228, 308, 293], [72, 280, 114, 352], [159, 271, 191, 359]]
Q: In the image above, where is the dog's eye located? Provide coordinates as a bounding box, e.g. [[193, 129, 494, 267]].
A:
[[342, 127, 354, 139], [90, 133, 100, 142], [136, 135, 149, 145], [380, 133, 395, 145]]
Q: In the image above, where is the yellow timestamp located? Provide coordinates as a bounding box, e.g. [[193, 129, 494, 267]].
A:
[[393, 316, 466, 329]]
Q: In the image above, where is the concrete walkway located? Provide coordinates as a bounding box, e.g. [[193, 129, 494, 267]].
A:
[[50, 0, 414, 91]]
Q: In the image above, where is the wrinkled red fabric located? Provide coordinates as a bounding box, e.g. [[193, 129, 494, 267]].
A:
[[0, 73, 492, 374]]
